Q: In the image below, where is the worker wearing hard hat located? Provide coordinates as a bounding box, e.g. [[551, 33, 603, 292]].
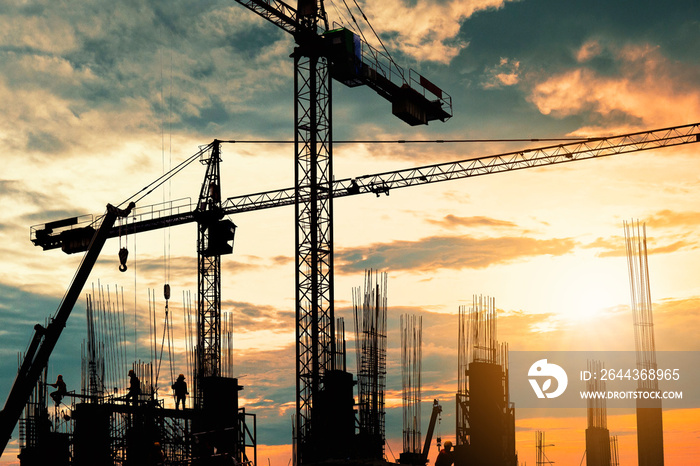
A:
[[172, 374, 189, 410], [435, 440, 455, 466]]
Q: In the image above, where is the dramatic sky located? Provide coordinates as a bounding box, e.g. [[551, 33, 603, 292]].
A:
[[1, 0, 699, 465]]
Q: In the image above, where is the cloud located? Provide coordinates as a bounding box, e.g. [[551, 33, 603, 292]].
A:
[[482, 57, 520, 89], [583, 233, 695, 258], [0, 180, 54, 209], [575, 39, 603, 63], [647, 209, 700, 229], [528, 43, 700, 134], [0, 1, 294, 162], [221, 300, 294, 333], [336, 234, 577, 273], [427, 214, 517, 229], [356, 0, 513, 64]]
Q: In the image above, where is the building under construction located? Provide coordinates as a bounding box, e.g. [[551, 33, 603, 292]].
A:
[[585, 360, 611, 466], [16, 287, 256, 465], [353, 271, 389, 461], [624, 221, 665, 466], [455, 296, 517, 466]]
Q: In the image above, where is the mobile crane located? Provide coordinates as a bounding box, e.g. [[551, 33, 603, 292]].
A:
[[0, 202, 135, 456]]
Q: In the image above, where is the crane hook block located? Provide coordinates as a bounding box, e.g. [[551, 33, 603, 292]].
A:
[[118, 247, 129, 272]]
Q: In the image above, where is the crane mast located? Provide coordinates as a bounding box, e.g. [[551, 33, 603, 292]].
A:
[[196, 140, 235, 407], [293, 5, 336, 463]]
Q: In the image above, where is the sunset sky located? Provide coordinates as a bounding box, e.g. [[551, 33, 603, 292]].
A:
[[1, 0, 699, 465]]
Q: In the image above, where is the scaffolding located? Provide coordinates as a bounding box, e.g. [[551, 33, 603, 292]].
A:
[[17, 286, 256, 466], [536, 431, 553, 466], [353, 270, 388, 460]]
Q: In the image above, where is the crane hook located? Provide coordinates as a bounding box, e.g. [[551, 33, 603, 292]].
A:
[[118, 247, 129, 272]]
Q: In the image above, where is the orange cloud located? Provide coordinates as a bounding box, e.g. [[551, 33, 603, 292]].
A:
[[648, 209, 700, 229], [426, 214, 517, 229], [358, 0, 512, 64], [653, 297, 700, 351], [335, 234, 577, 273], [576, 39, 603, 63], [582, 233, 695, 258], [528, 44, 700, 134], [482, 57, 521, 89]]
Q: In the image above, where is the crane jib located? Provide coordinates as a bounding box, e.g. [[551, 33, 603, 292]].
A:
[[28, 122, 700, 254]]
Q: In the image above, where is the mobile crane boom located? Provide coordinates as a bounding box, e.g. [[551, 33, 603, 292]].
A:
[[0, 203, 135, 457]]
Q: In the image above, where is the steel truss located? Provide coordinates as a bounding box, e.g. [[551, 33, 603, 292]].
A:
[[196, 142, 223, 407], [31, 123, 700, 251], [294, 47, 336, 464]]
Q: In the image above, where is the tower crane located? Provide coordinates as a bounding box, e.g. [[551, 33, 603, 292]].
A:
[[17, 122, 700, 462], [230, 2, 452, 462]]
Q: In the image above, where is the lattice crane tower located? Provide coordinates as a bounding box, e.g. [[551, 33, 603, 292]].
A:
[[231, 1, 452, 463]]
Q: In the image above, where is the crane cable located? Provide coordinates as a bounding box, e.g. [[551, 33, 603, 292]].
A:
[[337, 0, 371, 46], [351, 0, 403, 79], [115, 142, 211, 212], [153, 287, 175, 394], [327, 0, 355, 33], [218, 137, 594, 144]]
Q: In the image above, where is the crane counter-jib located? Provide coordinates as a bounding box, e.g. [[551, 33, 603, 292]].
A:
[[28, 122, 700, 254]]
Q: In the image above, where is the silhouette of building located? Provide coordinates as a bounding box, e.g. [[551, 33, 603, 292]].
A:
[[624, 221, 664, 466], [455, 296, 516, 466]]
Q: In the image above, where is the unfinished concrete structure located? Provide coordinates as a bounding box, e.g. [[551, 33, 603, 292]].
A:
[[610, 435, 620, 466], [585, 360, 611, 466], [455, 296, 516, 466], [17, 286, 256, 466], [624, 221, 664, 466], [353, 270, 388, 461], [399, 314, 423, 465]]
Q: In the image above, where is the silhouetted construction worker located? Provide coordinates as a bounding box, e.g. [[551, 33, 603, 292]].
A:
[[127, 369, 140, 406], [435, 440, 455, 466], [171, 374, 188, 410], [149, 441, 166, 465], [48, 374, 67, 405]]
